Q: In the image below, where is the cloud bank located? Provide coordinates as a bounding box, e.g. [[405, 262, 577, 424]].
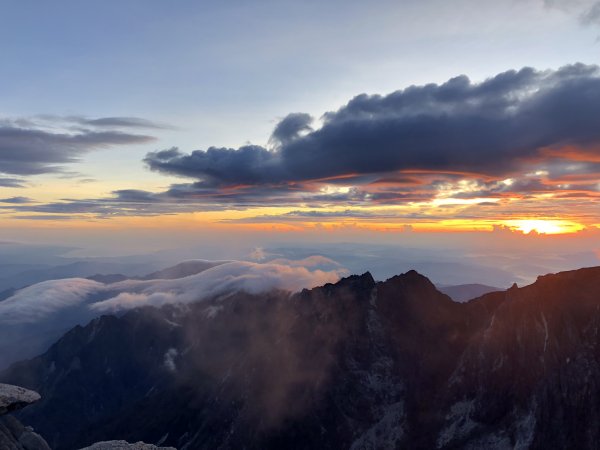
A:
[[0, 278, 104, 325], [0, 259, 345, 323], [91, 260, 345, 312], [0, 257, 345, 369], [145, 64, 600, 184]]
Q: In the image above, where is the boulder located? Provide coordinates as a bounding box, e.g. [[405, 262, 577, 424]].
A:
[[0, 416, 51, 450], [0, 384, 40, 416], [18, 431, 52, 450], [0, 384, 50, 450]]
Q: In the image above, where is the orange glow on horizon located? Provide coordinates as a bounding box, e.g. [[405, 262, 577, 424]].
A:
[[0, 203, 590, 237], [503, 219, 585, 235]]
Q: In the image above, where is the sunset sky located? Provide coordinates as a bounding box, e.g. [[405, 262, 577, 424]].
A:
[[1, 0, 600, 254]]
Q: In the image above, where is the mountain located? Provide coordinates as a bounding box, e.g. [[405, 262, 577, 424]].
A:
[[86, 274, 130, 284], [86, 260, 228, 284], [2, 267, 600, 449], [0, 261, 161, 292], [0, 287, 16, 302], [139, 260, 227, 280], [438, 283, 502, 302]]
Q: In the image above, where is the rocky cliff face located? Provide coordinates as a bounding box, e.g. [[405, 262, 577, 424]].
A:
[[438, 267, 600, 449], [2, 267, 600, 449]]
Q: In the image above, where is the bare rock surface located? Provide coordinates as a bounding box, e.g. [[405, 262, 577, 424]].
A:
[[0, 384, 40, 416], [0, 416, 51, 450], [18, 430, 51, 450], [0, 384, 50, 450]]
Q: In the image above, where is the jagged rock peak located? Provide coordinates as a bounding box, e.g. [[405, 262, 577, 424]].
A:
[[79, 441, 176, 450], [336, 271, 375, 287], [535, 266, 600, 284], [384, 269, 436, 288], [0, 383, 41, 415]]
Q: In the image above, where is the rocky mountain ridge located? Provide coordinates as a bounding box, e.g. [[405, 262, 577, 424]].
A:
[[2, 267, 600, 449]]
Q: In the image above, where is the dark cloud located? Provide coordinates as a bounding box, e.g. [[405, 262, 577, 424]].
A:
[[224, 209, 454, 224], [7, 188, 224, 218], [72, 116, 169, 129], [0, 196, 32, 204], [0, 127, 154, 175], [145, 64, 600, 187], [9, 198, 172, 217], [7, 66, 600, 220], [30, 114, 169, 130], [0, 177, 25, 188], [270, 113, 313, 147], [582, 2, 600, 24], [0, 117, 156, 176], [145, 146, 285, 185], [224, 209, 407, 223], [11, 214, 86, 221], [545, 0, 600, 26], [112, 189, 163, 203]]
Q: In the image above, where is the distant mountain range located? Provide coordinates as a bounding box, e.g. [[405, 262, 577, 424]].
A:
[[437, 283, 501, 302], [3, 266, 600, 449]]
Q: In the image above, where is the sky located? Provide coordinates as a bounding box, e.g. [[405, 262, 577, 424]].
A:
[[1, 0, 600, 257]]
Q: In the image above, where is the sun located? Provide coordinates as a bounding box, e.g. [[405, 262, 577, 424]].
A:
[[505, 219, 584, 235]]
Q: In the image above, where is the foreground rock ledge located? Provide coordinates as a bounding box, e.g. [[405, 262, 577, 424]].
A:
[[79, 441, 176, 450], [0, 383, 41, 415]]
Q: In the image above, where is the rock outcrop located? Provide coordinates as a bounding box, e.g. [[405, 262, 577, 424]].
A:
[[0, 385, 40, 416], [0, 383, 50, 450], [1, 383, 174, 450]]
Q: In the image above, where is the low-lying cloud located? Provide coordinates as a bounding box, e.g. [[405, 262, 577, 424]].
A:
[[0, 259, 345, 323], [0, 278, 104, 325], [91, 261, 345, 312], [0, 257, 345, 369]]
